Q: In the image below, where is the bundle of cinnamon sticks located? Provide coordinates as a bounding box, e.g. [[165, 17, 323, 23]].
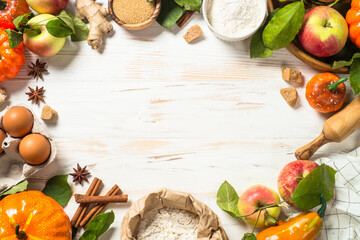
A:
[[71, 177, 128, 228]]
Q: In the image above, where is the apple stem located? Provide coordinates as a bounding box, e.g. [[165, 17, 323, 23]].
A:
[[328, 77, 348, 93]]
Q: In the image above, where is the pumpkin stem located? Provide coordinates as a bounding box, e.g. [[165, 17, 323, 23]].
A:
[[317, 194, 327, 218], [15, 225, 28, 239], [0, 0, 6, 10], [327, 77, 348, 93]]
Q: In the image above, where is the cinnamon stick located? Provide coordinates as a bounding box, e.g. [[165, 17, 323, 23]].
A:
[[177, 11, 195, 28], [80, 185, 121, 228], [75, 194, 128, 203], [70, 177, 102, 228]]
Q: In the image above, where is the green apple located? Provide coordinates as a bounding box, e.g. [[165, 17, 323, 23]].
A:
[[23, 14, 66, 57], [238, 185, 281, 227]]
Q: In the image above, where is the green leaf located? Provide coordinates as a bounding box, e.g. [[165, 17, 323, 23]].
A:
[[42, 175, 72, 207], [332, 53, 360, 69], [67, 12, 89, 41], [13, 12, 34, 32], [217, 181, 241, 217], [263, 1, 305, 50], [5, 29, 23, 48], [57, 10, 75, 33], [0, 0, 7, 10], [174, 0, 202, 12], [250, 9, 279, 58], [157, 0, 185, 30], [292, 164, 336, 210], [79, 211, 115, 240], [242, 233, 257, 240], [350, 59, 360, 95], [46, 19, 73, 38], [0, 180, 28, 199]]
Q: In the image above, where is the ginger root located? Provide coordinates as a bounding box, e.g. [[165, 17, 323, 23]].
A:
[[76, 0, 113, 50]]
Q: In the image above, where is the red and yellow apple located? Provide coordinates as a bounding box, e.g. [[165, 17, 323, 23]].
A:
[[23, 14, 66, 57], [238, 185, 281, 227], [26, 0, 69, 15], [298, 6, 348, 57], [278, 160, 319, 207]]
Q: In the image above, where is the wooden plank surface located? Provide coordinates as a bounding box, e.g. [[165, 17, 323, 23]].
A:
[[3, 2, 358, 238]]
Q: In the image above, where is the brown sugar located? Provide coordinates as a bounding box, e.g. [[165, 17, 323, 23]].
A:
[[41, 105, 58, 120], [183, 25, 203, 43], [113, 0, 155, 24], [280, 87, 298, 107], [282, 67, 303, 83]]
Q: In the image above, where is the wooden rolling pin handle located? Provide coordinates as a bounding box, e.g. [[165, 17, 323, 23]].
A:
[[295, 131, 330, 160]]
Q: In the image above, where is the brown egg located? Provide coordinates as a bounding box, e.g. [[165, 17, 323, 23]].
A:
[[3, 107, 34, 137], [19, 134, 51, 165], [0, 129, 6, 153]]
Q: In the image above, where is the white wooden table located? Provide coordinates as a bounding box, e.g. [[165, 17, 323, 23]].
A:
[[3, 1, 359, 238]]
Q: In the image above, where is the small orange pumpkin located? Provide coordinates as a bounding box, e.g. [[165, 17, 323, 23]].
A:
[[0, 191, 72, 240], [346, 0, 360, 48]]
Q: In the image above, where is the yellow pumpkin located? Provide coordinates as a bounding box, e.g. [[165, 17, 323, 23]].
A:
[[0, 191, 71, 240]]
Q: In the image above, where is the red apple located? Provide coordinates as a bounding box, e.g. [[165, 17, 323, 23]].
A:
[[238, 185, 281, 227], [278, 160, 319, 207], [26, 0, 69, 15], [23, 14, 66, 57], [298, 6, 348, 57]]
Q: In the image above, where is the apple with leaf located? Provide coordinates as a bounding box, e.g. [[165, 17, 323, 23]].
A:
[[5, 10, 89, 57], [217, 163, 336, 239]]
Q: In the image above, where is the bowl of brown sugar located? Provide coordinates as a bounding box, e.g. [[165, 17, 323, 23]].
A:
[[109, 0, 161, 30]]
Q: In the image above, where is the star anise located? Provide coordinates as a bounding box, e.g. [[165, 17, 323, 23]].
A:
[[26, 86, 45, 104], [70, 164, 91, 185], [28, 59, 48, 80]]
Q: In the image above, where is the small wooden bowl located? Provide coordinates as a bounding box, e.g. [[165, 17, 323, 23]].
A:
[[268, 0, 349, 74], [108, 0, 161, 30]]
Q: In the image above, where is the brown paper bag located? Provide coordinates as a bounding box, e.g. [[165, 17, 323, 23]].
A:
[[120, 188, 228, 240]]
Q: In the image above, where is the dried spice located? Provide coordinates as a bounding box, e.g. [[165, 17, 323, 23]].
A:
[[26, 86, 45, 104], [70, 164, 91, 185], [28, 59, 48, 80]]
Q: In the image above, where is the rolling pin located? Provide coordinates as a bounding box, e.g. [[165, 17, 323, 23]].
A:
[[296, 96, 360, 160]]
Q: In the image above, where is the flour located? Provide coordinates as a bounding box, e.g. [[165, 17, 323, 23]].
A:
[[136, 207, 199, 240], [206, 0, 263, 37]]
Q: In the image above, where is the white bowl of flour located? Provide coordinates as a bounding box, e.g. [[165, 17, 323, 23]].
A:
[[203, 0, 268, 41]]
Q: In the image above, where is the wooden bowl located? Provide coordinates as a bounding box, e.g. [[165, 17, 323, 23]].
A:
[[267, 0, 349, 73], [108, 0, 161, 30]]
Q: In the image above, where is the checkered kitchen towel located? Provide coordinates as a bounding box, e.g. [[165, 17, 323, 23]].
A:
[[286, 148, 360, 240]]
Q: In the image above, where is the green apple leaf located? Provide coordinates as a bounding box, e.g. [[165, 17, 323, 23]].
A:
[[291, 164, 336, 210], [350, 59, 360, 95], [57, 10, 75, 33], [13, 12, 34, 32], [42, 175, 72, 207], [157, 0, 184, 30], [242, 233, 257, 240], [5, 29, 23, 48], [250, 9, 279, 58], [174, 0, 202, 12], [0, 180, 28, 200], [79, 211, 115, 240], [332, 53, 360, 69], [46, 19, 73, 38], [217, 181, 241, 217], [67, 12, 89, 42], [0, 0, 7, 10], [263, 1, 305, 50]]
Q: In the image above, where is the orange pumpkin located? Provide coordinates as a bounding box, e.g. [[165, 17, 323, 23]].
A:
[[346, 0, 360, 48], [0, 191, 72, 240]]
